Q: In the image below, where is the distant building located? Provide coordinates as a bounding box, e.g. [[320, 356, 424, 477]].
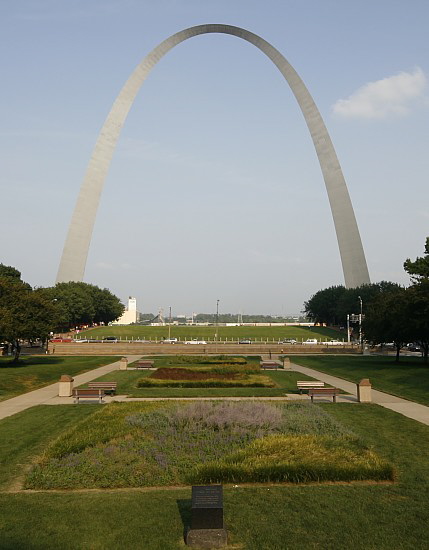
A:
[[111, 296, 138, 325]]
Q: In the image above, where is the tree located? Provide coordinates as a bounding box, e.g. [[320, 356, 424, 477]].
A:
[[406, 280, 429, 363], [304, 286, 346, 325], [363, 287, 410, 362], [0, 278, 58, 362], [0, 264, 22, 281], [41, 282, 124, 331], [403, 238, 429, 363], [404, 237, 429, 281]]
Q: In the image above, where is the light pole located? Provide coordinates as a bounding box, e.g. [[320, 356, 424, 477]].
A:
[[215, 299, 220, 348], [358, 296, 363, 348], [168, 306, 172, 340]]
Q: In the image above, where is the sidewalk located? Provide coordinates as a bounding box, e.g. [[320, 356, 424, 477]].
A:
[[0, 356, 142, 420], [290, 361, 429, 426]]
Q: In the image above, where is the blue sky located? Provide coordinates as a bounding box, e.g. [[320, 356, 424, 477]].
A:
[[1, 0, 428, 316]]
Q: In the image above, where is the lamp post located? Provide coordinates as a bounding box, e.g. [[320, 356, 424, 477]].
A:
[[215, 299, 220, 349], [168, 306, 172, 340], [358, 296, 363, 349]]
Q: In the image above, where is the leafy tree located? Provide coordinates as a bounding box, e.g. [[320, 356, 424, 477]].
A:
[[406, 280, 429, 363], [335, 282, 403, 323], [363, 288, 410, 362], [0, 278, 58, 362], [304, 286, 346, 325], [404, 237, 429, 281], [0, 264, 22, 281], [402, 238, 429, 362], [41, 282, 124, 331]]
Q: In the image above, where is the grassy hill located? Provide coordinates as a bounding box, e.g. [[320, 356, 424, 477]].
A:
[[76, 325, 346, 342]]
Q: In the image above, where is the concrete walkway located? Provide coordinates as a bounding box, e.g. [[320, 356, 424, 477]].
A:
[[291, 361, 429, 426], [0, 356, 142, 420]]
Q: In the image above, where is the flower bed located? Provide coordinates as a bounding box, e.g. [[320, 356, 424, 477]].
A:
[[25, 402, 394, 489], [137, 367, 275, 388]]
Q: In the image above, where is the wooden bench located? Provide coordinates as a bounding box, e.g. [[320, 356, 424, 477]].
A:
[[73, 388, 104, 403], [297, 381, 325, 394], [308, 387, 340, 403], [260, 360, 281, 370], [88, 382, 117, 395], [135, 360, 154, 369]]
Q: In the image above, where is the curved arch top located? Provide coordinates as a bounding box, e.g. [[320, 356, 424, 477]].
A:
[[56, 24, 370, 288]]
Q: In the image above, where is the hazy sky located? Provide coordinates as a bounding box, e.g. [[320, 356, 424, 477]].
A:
[[1, 0, 428, 317]]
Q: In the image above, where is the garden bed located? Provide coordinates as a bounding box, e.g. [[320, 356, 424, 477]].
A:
[[137, 366, 275, 388], [25, 401, 394, 489]]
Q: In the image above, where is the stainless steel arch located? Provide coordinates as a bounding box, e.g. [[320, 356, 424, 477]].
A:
[[56, 24, 370, 287]]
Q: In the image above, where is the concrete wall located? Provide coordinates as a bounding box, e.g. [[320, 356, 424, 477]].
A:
[[47, 342, 359, 356]]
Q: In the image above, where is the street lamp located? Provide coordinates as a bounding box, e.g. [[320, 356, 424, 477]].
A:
[[215, 299, 220, 349], [358, 296, 363, 348]]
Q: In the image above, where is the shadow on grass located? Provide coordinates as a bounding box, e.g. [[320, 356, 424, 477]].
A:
[[177, 498, 192, 542], [0, 356, 66, 368]]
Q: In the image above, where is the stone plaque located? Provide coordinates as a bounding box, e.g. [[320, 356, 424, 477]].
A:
[[191, 485, 223, 530]]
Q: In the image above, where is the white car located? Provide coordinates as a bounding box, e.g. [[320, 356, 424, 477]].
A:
[[184, 340, 207, 345], [325, 340, 344, 346], [303, 338, 318, 344], [162, 338, 178, 343]]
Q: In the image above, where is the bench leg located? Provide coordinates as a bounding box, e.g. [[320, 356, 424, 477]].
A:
[[310, 395, 314, 403]]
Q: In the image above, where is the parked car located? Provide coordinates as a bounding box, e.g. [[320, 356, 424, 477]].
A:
[[73, 339, 88, 343], [407, 343, 421, 352], [325, 339, 344, 346], [185, 340, 207, 344], [303, 338, 318, 344], [102, 336, 118, 343], [239, 339, 252, 344], [162, 338, 178, 344], [49, 338, 72, 343], [279, 339, 297, 344]]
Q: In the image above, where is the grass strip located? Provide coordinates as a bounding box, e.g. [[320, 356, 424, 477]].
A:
[[293, 355, 429, 406], [0, 356, 120, 401]]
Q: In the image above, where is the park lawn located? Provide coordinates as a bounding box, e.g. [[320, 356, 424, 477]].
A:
[[77, 324, 346, 342], [0, 356, 119, 401], [293, 355, 429, 406], [80, 367, 311, 397], [0, 403, 428, 549], [0, 405, 97, 490]]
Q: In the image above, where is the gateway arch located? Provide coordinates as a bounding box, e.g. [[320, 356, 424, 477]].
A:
[[56, 24, 370, 288]]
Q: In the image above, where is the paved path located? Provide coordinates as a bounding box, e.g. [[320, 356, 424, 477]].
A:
[[290, 361, 429, 426], [0, 356, 142, 420]]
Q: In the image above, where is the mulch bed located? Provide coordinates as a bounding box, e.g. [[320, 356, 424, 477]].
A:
[[150, 368, 239, 381]]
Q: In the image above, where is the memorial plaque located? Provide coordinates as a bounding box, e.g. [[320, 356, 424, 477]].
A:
[[191, 485, 224, 530]]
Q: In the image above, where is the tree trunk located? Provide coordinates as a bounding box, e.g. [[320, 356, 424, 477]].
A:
[[395, 345, 401, 362], [11, 340, 21, 363]]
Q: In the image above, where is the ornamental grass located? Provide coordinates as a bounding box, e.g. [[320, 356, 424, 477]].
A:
[[25, 401, 394, 490]]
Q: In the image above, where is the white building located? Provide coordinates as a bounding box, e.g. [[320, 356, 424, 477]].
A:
[[112, 296, 138, 325]]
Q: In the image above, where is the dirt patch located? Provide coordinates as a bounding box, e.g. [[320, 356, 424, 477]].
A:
[[150, 368, 239, 381]]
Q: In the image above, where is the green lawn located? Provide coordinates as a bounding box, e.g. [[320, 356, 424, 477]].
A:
[[77, 324, 346, 342], [0, 356, 119, 401], [293, 355, 429, 406], [0, 403, 428, 549]]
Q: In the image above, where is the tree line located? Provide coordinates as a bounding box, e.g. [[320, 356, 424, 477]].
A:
[[0, 266, 123, 362], [304, 238, 429, 362]]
